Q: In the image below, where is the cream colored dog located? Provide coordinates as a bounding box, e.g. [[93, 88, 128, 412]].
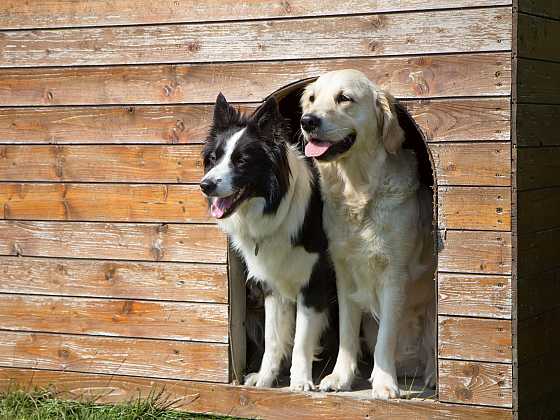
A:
[[300, 69, 436, 399]]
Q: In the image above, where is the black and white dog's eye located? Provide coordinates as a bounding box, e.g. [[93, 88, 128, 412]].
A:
[[336, 93, 353, 104], [208, 152, 217, 163]]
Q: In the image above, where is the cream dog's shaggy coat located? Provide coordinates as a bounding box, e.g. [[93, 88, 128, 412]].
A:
[[300, 69, 436, 399]]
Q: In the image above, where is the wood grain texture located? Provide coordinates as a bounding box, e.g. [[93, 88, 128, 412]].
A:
[[0, 256, 227, 303], [438, 360, 512, 407], [0, 369, 513, 419], [0, 53, 512, 106], [517, 267, 560, 320], [438, 231, 512, 274], [517, 147, 560, 190], [0, 8, 512, 68], [0, 0, 513, 30], [405, 98, 510, 142], [518, 227, 560, 278], [430, 143, 511, 186], [518, 13, 560, 62], [438, 273, 512, 319], [0, 294, 228, 343], [228, 248, 246, 384], [517, 58, 560, 104], [0, 145, 204, 181], [0, 183, 210, 223], [438, 316, 512, 363], [518, 188, 560, 233], [437, 187, 511, 231], [0, 107, 214, 144], [0, 99, 511, 144], [0, 221, 227, 263], [0, 331, 228, 382], [519, 0, 560, 19], [516, 104, 560, 147]]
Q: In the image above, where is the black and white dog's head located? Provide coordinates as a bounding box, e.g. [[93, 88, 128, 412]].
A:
[[200, 93, 292, 219]]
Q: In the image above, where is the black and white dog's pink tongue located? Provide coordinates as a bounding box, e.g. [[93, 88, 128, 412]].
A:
[[305, 140, 332, 157], [210, 197, 233, 219]]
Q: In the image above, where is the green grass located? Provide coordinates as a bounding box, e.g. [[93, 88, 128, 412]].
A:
[[0, 388, 241, 420]]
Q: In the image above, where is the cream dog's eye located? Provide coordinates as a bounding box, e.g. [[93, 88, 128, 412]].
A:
[[309, 94, 315, 103], [336, 93, 353, 104]]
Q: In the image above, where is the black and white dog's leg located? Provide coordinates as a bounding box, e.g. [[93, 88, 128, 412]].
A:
[[245, 292, 294, 388], [319, 270, 361, 392], [290, 295, 328, 391], [370, 274, 406, 399]]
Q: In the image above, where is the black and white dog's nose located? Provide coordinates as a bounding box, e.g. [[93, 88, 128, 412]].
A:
[[301, 114, 321, 132], [200, 179, 216, 195]]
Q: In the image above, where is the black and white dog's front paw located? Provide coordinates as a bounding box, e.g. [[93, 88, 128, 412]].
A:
[[318, 370, 354, 392], [244, 371, 276, 388], [289, 374, 316, 392]]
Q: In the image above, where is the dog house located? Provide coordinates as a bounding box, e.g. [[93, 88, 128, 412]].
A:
[[0, 1, 558, 418]]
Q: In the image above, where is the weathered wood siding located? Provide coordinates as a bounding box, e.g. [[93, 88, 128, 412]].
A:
[[515, 1, 560, 418], [0, 1, 516, 417]]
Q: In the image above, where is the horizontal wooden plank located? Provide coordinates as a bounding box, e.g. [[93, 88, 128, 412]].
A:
[[518, 227, 560, 278], [518, 13, 560, 62], [0, 294, 228, 343], [0, 144, 191, 182], [517, 147, 560, 190], [516, 104, 560, 147], [430, 143, 511, 186], [0, 221, 226, 263], [0, 369, 513, 420], [438, 231, 512, 274], [0, 0, 513, 30], [519, 0, 560, 19], [517, 58, 560, 104], [517, 307, 560, 365], [0, 99, 511, 145], [0, 8, 512, 68], [0, 53, 512, 106], [438, 273, 511, 319], [0, 145, 204, 181], [438, 316, 512, 363], [438, 187, 511, 231], [438, 360, 512, 407], [0, 183, 210, 223], [518, 187, 560, 233], [406, 98, 510, 142], [0, 256, 227, 303], [0, 331, 228, 382], [0, 106, 214, 144], [517, 267, 560, 320]]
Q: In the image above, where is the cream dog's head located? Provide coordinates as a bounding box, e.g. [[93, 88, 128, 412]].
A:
[[300, 69, 404, 161]]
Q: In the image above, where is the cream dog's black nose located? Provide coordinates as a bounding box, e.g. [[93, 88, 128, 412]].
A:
[[301, 114, 321, 132]]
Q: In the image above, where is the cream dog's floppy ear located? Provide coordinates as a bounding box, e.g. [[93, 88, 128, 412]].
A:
[[375, 89, 405, 154]]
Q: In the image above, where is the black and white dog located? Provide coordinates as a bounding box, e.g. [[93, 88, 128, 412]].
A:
[[200, 93, 336, 391]]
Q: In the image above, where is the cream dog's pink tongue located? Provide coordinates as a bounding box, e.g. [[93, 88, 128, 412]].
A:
[[210, 196, 233, 219], [305, 140, 331, 157]]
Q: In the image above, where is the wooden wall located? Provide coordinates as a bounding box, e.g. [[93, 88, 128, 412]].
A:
[[514, 1, 560, 418], [0, 1, 516, 417]]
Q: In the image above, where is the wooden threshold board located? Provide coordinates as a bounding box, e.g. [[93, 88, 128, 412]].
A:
[[0, 368, 513, 419]]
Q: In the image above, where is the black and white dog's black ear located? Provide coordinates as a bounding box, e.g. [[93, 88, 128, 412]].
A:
[[251, 96, 281, 132], [213, 92, 238, 128]]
